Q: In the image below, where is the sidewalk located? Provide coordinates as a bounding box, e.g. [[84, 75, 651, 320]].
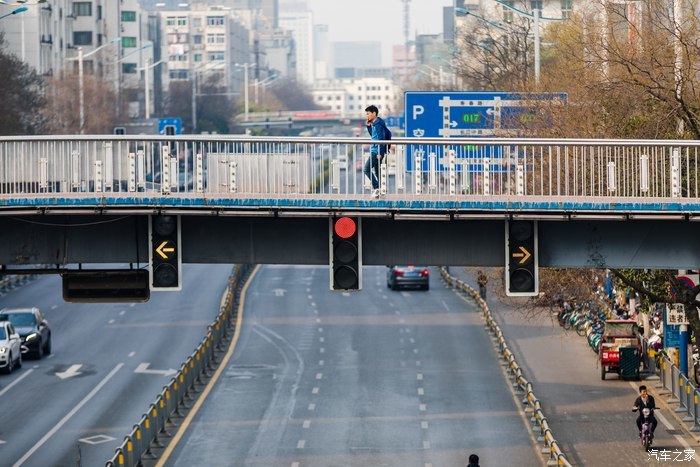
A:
[[450, 267, 700, 467]]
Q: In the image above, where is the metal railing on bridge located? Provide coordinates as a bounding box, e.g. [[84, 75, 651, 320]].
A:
[[2, 135, 700, 212]]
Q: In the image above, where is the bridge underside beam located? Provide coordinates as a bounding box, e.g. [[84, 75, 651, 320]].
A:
[[0, 215, 697, 269]]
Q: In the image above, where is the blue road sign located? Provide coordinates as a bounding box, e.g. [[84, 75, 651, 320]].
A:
[[664, 306, 681, 348], [404, 91, 566, 171], [385, 115, 405, 129], [158, 118, 182, 135]]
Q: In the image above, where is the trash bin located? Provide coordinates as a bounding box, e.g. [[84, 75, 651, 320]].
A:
[[619, 346, 640, 380]]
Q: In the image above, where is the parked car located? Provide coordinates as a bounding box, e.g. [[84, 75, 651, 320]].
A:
[[387, 265, 430, 291], [0, 321, 22, 374], [0, 308, 52, 359]]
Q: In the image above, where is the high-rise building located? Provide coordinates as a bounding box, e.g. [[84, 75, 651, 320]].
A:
[[0, 0, 74, 75], [313, 24, 329, 80], [279, 9, 313, 84], [392, 43, 416, 84]]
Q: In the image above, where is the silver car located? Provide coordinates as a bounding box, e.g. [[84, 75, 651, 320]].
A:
[[0, 321, 22, 374]]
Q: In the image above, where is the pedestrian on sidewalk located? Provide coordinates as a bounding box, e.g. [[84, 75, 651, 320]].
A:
[[364, 105, 390, 199], [466, 453, 480, 467], [477, 270, 488, 300]]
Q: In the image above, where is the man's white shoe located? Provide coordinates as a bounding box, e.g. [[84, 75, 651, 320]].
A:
[[371, 189, 380, 199]]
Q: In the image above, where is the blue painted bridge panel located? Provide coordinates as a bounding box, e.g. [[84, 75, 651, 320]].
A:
[[0, 196, 695, 213]]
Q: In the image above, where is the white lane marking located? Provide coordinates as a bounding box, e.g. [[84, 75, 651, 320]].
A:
[[306, 288, 311, 293], [274, 289, 287, 297], [416, 360, 422, 367], [423, 441, 431, 449], [13, 363, 124, 467], [134, 362, 177, 377], [418, 388, 425, 396], [318, 327, 323, 333], [395, 310, 401, 315], [303, 420, 311, 429], [405, 328, 411, 334], [419, 404, 427, 411], [417, 373, 423, 381], [297, 440, 306, 449], [342, 293, 350, 297], [627, 381, 699, 461], [421, 421, 429, 429], [79, 434, 116, 445], [426, 464, 433, 467], [307, 295, 313, 300], [55, 364, 82, 380], [442, 300, 450, 311], [311, 302, 316, 308], [319, 337, 325, 343], [292, 463, 300, 467], [413, 349, 419, 354], [315, 373, 323, 380], [409, 338, 415, 344], [308, 403, 316, 411], [319, 360, 324, 366], [50, 305, 58, 310], [316, 318, 321, 323], [119, 310, 126, 316], [130, 303, 136, 307], [32, 365, 39, 369], [128, 352, 136, 357], [108, 319, 115, 324], [46, 354, 55, 360], [382, 295, 388, 300], [0, 369, 34, 397], [319, 348, 325, 354], [399, 319, 406, 324], [401, 292, 411, 298], [312, 387, 319, 394]]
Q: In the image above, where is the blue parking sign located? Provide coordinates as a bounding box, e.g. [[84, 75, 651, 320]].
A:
[[404, 91, 566, 171], [158, 118, 182, 135]]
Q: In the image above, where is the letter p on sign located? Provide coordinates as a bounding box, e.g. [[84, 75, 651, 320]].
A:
[[412, 105, 424, 120]]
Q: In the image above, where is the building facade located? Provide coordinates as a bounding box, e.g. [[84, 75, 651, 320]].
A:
[[279, 9, 313, 84], [311, 77, 400, 118]]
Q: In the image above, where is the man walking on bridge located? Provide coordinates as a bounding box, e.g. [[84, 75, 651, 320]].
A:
[[364, 105, 390, 199]]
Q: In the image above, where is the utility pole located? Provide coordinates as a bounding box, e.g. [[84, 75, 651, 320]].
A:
[[402, 0, 411, 81]]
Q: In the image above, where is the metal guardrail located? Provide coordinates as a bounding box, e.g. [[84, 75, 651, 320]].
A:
[[104, 263, 253, 467], [1, 135, 700, 209], [440, 267, 572, 466], [0, 274, 36, 295]]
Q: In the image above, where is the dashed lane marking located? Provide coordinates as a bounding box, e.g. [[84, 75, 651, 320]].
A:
[[318, 327, 323, 333], [50, 305, 58, 310], [315, 373, 323, 380], [108, 319, 115, 324], [308, 403, 316, 411], [303, 420, 311, 429], [423, 441, 431, 449], [319, 348, 325, 354], [419, 404, 427, 411], [119, 310, 126, 316], [128, 352, 136, 357], [418, 388, 425, 396], [421, 421, 429, 429], [319, 337, 325, 343], [319, 360, 324, 366], [312, 387, 319, 394], [0, 369, 34, 397], [297, 440, 306, 449]]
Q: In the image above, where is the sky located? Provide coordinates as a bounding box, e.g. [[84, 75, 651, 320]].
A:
[[304, 0, 453, 66]]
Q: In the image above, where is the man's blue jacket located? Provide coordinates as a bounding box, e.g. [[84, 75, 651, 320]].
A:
[[366, 117, 389, 156]]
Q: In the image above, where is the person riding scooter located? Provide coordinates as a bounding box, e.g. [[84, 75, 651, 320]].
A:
[[632, 385, 657, 439]]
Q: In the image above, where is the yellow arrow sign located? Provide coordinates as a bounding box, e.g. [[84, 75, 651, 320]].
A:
[[156, 241, 175, 260], [512, 246, 532, 265]]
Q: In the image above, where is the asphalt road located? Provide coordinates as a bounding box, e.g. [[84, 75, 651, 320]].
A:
[[0, 264, 233, 467], [165, 265, 542, 466]]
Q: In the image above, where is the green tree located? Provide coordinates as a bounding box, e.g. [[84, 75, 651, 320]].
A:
[[0, 34, 46, 135]]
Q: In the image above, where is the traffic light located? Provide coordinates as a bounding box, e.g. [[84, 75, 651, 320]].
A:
[[329, 216, 362, 291], [149, 215, 182, 291], [505, 220, 538, 296]]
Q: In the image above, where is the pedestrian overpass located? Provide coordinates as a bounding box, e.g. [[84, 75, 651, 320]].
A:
[[1, 134, 699, 270]]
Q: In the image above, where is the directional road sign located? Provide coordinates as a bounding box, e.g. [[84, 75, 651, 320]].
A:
[[158, 117, 182, 135], [404, 91, 566, 172]]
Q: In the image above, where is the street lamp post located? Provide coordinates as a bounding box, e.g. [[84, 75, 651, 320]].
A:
[[235, 62, 256, 122], [0, 6, 28, 61], [492, 0, 564, 85], [67, 37, 122, 133], [191, 61, 225, 132], [136, 58, 164, 119]]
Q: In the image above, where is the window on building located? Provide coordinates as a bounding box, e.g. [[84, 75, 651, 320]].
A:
[[349, 105, 354, 110], [73, 2, 91, 17], [531, 0, 543, 10], [208, 53, 224, 61], [177, 17, 187, 26], [336, 96, 341, 100], [194, 53, 202, 62], [121, 11, 136, 22], [97, 5, 102, 20], [561, 0, 572, 18], [122, 63, 137, 74], [502, 0, 514, 22], [207, 16, 224, 26], [166, 16, 176, 26], [193, 35, 202, 44], [73, 31, 93, 46], [169, 70, 189, 79], [122, 37, 137, 48], [193, 17, 202, 27]]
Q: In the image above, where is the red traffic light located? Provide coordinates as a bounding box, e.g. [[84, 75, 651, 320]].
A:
[[334, 217, 356, 239]]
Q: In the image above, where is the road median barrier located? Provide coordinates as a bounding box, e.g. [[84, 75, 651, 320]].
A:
[[440, 267, 573, 467], [105, 264, 254, 467]]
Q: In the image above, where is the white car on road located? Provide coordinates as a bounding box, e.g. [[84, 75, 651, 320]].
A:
[[0, 321, 22, 374]]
